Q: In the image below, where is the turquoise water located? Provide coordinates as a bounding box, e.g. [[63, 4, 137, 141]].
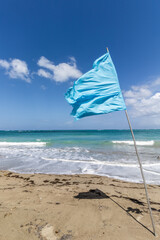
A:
[[0, 130, 160, 184]]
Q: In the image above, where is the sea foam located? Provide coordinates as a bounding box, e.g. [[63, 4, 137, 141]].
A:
[[0, 142, 46, 147], [112, 140, 154, 146]]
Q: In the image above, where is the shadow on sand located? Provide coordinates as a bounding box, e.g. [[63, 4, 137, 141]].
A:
[[74, 189, 154, 236]]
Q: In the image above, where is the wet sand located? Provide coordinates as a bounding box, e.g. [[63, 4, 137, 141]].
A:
[[0, 170, 159, 240]]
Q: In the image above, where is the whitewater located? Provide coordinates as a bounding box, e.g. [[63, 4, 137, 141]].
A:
[[0, 130, 160, 184]]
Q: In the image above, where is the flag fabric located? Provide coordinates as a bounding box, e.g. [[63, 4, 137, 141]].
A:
[[65, 52, 126, 119]]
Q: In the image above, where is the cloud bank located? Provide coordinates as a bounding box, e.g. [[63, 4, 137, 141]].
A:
[[37, 56, 82, 82], [123, 78, 160, 127], [0, 58, 30, 83]]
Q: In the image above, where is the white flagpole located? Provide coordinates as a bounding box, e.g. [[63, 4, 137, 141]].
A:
[[125, 110, 156, 236]]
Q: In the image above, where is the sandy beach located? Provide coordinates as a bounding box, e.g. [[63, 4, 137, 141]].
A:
[[0, 171, 159, 240]]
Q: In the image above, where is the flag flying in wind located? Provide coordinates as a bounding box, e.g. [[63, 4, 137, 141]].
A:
[[65, 51, 126, 119]]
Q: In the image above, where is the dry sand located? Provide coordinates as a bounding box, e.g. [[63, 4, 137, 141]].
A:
[[0, 170, 159, 240]]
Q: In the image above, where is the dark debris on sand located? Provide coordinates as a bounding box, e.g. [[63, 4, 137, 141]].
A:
[[74, 189, 109, 199]]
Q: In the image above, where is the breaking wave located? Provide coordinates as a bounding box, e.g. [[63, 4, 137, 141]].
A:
[[0, 142, 46, 147], [112, 140, 155, 146]]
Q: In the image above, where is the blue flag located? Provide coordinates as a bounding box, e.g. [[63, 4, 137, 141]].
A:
[[65, 52, 126, 119]]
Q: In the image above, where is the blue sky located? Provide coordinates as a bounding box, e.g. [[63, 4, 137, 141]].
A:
[[0, 0, 160, 130]]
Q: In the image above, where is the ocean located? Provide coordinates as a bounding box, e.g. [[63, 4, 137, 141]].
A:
[[0, 130, 160, 184]]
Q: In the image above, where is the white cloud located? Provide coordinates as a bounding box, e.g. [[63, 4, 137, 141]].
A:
[[9, 59, 30, 83], [124, 88, 152, 99], [0, 58, 30, 83], [37, 56, 82, 82], [38, 69, 52, 79], [124, 78, 160, 118], [0, 59, 10, 69], [152, 77, 160, 86], [0, 55, 82, 84]]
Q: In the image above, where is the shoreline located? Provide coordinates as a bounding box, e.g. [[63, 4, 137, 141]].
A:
[[3, 169, 160, 185], [0, 170, 159, 239]]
